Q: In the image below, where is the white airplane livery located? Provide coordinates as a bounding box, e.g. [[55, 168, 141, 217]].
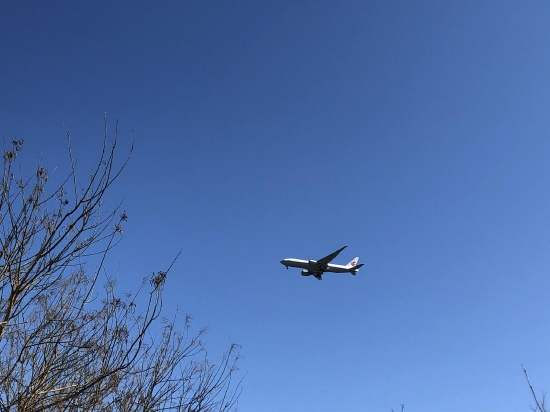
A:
[[280, 246, 363, 280]]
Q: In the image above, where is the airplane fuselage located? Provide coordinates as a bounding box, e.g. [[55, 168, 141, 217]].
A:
[[280, 259, 354, 273], [280, 246, 362, 280]]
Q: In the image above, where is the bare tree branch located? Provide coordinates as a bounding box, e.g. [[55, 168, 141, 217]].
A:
[[523, 364, 546, 412], [0, 125, 241, 411]]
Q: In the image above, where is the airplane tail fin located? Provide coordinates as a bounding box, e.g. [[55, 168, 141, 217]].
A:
[[346, 257, 359, 269]]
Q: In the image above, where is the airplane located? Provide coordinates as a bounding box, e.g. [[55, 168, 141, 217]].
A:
[[280, 246, 363, 280]]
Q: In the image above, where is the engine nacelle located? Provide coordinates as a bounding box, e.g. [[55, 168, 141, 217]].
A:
[[301, 270, 311, 276]]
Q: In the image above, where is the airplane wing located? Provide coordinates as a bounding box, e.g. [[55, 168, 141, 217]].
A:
[[317, 246, 347, 265]]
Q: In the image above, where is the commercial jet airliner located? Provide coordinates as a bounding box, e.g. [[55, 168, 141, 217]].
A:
[[280, 246, 363, 280]]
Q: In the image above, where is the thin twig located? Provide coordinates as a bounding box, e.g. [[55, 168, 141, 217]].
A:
[[523, 364, 545, 412]]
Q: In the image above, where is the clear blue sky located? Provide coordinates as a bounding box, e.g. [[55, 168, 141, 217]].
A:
[[2, 1, 550, 410]]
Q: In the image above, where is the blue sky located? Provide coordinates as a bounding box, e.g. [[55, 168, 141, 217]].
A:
[[2, 1, 550, 410]]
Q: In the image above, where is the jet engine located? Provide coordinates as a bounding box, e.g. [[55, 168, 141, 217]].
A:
[[301, 270, 311, 276]]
